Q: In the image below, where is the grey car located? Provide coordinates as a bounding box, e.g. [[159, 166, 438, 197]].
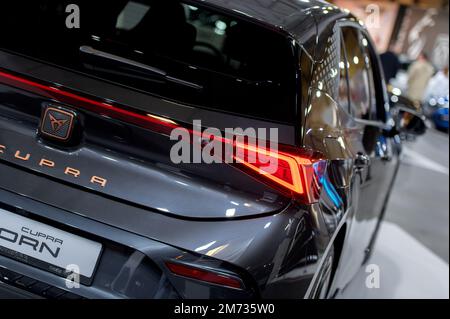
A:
[[0, 0, 425, 299]]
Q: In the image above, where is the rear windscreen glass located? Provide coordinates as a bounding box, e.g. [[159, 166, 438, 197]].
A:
[[0, 1, 297, 124]]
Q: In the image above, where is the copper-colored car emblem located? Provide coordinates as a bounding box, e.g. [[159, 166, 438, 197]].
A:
[[49, 113, 69, 133], [40, 107, 76, 141]]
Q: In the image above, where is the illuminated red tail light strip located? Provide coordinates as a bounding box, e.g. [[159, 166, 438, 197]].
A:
[[0, 69, 325, 202], [0, 69, 179, 135], [232, 142, 326, 203]]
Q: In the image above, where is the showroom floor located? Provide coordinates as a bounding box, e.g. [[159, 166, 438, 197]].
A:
[[385, 128, 449, 262], [339, 221, 449, 298], [339, 128, 449, 299]]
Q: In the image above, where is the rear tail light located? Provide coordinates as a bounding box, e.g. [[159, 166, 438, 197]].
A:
[[233, 142, 327, 204], [165, 262, 244, 290], [0, 69, 178, 135], [0, 69, 327, 203]]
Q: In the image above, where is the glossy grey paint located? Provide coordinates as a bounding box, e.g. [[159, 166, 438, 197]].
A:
[[300, 18, 401, 295], [0, 111, 290, 219]]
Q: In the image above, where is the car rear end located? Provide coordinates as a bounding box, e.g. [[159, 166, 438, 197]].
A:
[[0, 0, 332, 299]]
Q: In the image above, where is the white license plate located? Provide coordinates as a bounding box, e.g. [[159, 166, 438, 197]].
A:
[[0, 208, 102, 280]]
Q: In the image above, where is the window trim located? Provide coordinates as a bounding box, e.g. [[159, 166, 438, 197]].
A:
[[338, 28, 352, 116], [336, 20, 391, 129]]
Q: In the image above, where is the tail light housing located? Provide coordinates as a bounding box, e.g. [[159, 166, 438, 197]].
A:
[[233, 142, 327, 204], [165, 261, 244, 290]]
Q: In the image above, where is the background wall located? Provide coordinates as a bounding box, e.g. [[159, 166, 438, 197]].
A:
[[331, 0, 449, 69], [394, 7, 449, 69], [333, 0, 399, 52]]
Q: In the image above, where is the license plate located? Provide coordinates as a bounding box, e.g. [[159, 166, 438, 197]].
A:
[[0, 208, 102, 284]]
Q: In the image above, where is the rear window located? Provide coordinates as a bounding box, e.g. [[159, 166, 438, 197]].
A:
[[0, 0, 297, 124]]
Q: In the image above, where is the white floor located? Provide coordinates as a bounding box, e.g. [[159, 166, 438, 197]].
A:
[[339, 222, 449, 299]]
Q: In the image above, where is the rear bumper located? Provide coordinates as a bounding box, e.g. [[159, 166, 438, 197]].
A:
[[0, 188, 257, 299], [0, 161, 325, 299], [0, 280, 42, 299], [0, 193, 178, 299]]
